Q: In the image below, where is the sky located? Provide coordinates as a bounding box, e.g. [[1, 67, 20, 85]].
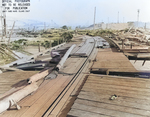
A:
[[1, 0, 150, 28]]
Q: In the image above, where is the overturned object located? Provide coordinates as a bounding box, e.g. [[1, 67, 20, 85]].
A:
[[28, 44, 76, 83]]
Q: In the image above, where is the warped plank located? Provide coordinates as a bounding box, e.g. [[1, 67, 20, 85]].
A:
[[75, 99, 150, 116], [80, 90, 150, 105], [78, 94, 150, 111], [71, 103, 142, 117], [21, 76, 70, 117], [86, 78, 150, 89], [67, 108, 109, 117]]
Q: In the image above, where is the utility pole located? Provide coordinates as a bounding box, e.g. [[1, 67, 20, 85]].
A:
[[93, 7, 96, 31], [1, 6, 6, 41], [137, 9, 140, 28], [145, 23, 146, 30], [0, 6, 3, 41], [117, 11, 119, 23], [44, 22, 46, 31], [3, 11, 6, 37], [107, 17, 109, 29], [8, 21, 15, 45], [33, 26, 35, 32]]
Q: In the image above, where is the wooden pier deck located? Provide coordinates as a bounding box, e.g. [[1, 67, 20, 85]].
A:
[[0, 36, 97, 117], [68, 74, 150, 117], [1, 36, 150, 117], [67, 48, 150, 117], [92, 48, 137, 72], [0, 71, 38, 98]]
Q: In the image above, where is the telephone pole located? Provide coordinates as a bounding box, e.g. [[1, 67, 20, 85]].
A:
[[93, 7, 96, 31], [0, 6, 3, 41], [44, 22, 46, 31], [107, 17, 109, 29], [8, 21, 15, 45], [1, 6, 6, 41], [3, 12, 6, 37], [117, 11, 119, 23], [137, 9, 140, 28]]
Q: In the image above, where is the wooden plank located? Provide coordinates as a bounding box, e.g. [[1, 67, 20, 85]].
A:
[[62, 58, 80, 68], [96, 53, 128, 60], [52, 49, 98, 117], [44, 67, 87, 116], [88, 74, 150, 82], [67, 58, 86, 74], [87, 76, 150, 85], [0, 107, 29, 117], [80, 90, 150, 105], [2, 75, 68, 117], [75, 99, 150, 116], [92, 51, 136, 72], [84, 81, 150, 94], [62, 58, 86, 74], [21, 76, 71, 117], [86, 78, 150, 89], [67, 108, 109, 117], [0, 71, 37, 99], [71, 103, 142, 117], [137, 53, 150, 58], [82, 84, 150, 100], [87, 75, 150, 85], [93, 61, 134, 68], [78, 94, 150, 111], [34, 76, 72, 117], [19, 75, 63, 106], [47, 73, 86, 117]]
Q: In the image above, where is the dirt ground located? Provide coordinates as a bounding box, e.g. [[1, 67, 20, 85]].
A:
[[24, 45, 46, 54]]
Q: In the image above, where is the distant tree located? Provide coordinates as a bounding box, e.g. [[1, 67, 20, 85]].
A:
[[61, 25, 68, 30], [61, 32, 73, 42], [68, 26, 72, 30], [52, 40, 58, 47], [43, 41, 50, 49]]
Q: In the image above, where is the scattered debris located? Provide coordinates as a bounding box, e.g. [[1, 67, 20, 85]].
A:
[[0, 70, 2, 74], [110, 94, 118, 100], [0, 83, 38, 114]]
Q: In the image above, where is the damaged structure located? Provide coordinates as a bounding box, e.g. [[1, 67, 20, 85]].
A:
[[1, 26, 150, 117]]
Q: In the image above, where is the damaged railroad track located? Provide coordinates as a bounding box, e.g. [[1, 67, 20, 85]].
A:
[[42, 37, 97, 116]]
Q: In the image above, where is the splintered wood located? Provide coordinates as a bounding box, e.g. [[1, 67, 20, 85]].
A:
[[67, 75, 150, 117], [0, 75, 72, 117]]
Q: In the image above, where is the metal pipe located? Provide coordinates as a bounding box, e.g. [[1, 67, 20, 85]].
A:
[[56, 44, 76, 70], [27, 44, 75, 84]]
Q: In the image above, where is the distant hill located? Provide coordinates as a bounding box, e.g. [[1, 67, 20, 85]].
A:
[[6, 19, 60, 30]]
